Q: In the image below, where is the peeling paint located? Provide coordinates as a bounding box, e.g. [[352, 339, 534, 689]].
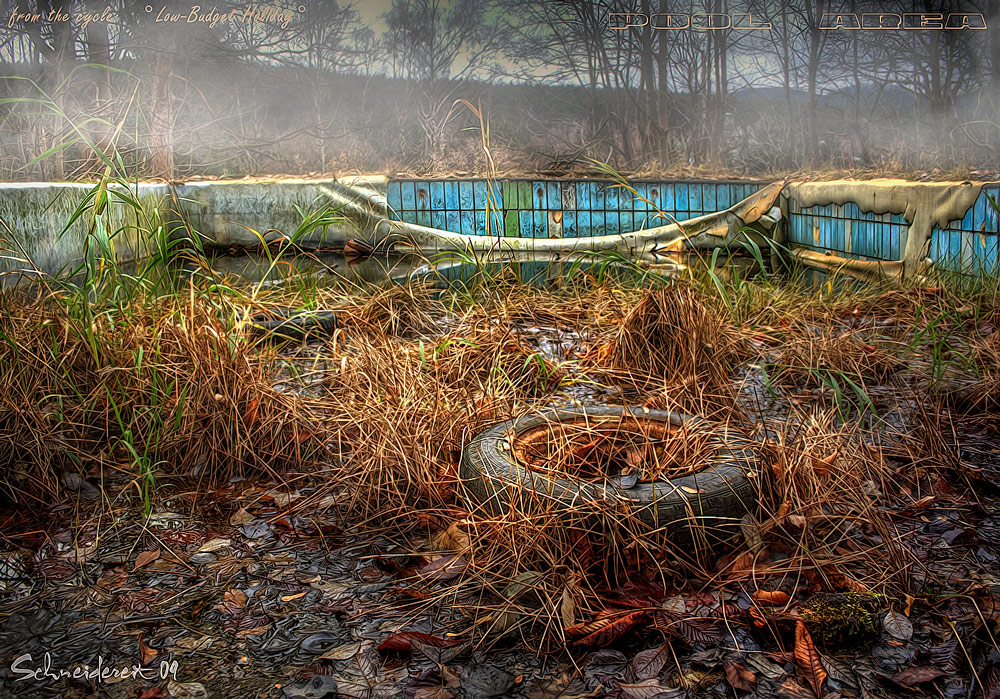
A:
[[784, 179, 987, 276]]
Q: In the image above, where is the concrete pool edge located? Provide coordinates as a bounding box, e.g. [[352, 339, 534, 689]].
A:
[[1, 176, 998, 281]]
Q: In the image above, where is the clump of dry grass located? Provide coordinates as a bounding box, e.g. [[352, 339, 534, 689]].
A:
[[718, 409, 913, 596], [606, 285, 744, 386], [336, 281, 440, 337], [771, 325, 901, 390], [936, 330, 1000, 410], [0, 294, 321, 502], [319, 326, 551, 517], [586, 285, 747, 417]]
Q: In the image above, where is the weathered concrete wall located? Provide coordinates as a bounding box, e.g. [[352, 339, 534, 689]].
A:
[[0, 176, 384, 281], [0, 182, 168, 280], [169, 175, 387, 248], [782, 180, 999, 279], [2, 175, 997, 283]]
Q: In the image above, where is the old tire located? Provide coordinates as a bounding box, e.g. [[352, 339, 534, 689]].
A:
[[248, 309, 338, 343], [460, 406, 761, 546]]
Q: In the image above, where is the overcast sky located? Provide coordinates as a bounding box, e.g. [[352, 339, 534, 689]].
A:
[[353, 0, 393, 33]]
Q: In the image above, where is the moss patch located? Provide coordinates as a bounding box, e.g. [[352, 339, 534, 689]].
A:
[[801, 592, 883, 650]]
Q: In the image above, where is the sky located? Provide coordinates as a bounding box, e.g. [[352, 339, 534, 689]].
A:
[[353, 0, 393, 33]]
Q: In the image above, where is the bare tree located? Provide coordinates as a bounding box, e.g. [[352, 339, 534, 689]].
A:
[[382, 0, 503, 161]]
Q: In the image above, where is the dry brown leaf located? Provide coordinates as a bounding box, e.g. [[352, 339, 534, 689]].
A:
[[794, 621, 827, 698], [236, 623, 271, 638], [224, 588, 248, 608], [138, 632, 158, 665], [430, 521, 471, 552], [560, 584, 576, 628], [724, 660, 757, 691], [134, 549, 160, 571], [752, 590, 790, 606], [229, 508, 255, 526], [810, 451, 839, 477], [567, 610, 648, 648]]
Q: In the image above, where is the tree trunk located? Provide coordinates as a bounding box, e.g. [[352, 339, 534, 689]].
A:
[[804, 0, 826, 163], [150, 52, 175, 179]]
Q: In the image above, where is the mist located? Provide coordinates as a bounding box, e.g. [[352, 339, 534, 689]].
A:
[[0, 0, 997, 180]]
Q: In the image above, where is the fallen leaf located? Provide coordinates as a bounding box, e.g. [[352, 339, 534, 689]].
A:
[[460, 661, 515, 698], [810, 451, 838, 477], [229, 508, 254, 526], [794, 621, 827, 698], [377, 631, 463, 653], [224, 589, 248, 608], [740, 514, 764, 552], [172, 635, 213, 653], [411, 637, 466, 665], [413, 688, 456, 699], [358, 566, 383, 582], [166, 680, 208, 699], [524, 672, 599, 698], [561, 584, 576, 628], [96, 566, 127, 591], [196, 538, 231, 553], [632, 645, 668, 680], [752, 589, 790, 606], [617, 679, 680, 698], [787, 514, 807, 529], [777, 677, 815, 699], [283, 675, 338, 699], [138, 632, 158, 665], [430, 521, 472, 552], [281, 591, 307, 602], [420, 554, 467, 581], [890, 666, 945, 688], [566, 610, 648, 648], [657, 613, 724, 645], [823, 565, 869, 593], [503, 570, 546, 603], [749, 606, 768, 628], [883, 610, 913, 641], [724, 660, 757, 691], [236, 623, 271, 638], [134, 549, 160, 571], [318, 641, 361, 661]]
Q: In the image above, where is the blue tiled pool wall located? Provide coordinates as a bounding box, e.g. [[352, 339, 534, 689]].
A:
[[785, 200, 909, 262], [385, 179, 1000, 277], [928, 185, 1000, 276], [786, 186, 1000, 276], [384, 179, 764, 238]]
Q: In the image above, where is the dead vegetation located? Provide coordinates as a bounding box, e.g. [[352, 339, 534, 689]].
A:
[[771, 324, 902, 390], [0, 293, 320, 503], [511, 415, 719, 483], [3, 263, 1000, 695]]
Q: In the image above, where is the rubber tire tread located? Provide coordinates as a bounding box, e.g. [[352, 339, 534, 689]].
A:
[[460, 406, 761, 542]]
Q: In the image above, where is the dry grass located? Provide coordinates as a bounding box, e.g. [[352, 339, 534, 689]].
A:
[[730, 409, 912, 596], [0, 293, 321, 503], [771, 324, 902, 390], [0, 267, 989, 652], [606, 286, 744, 386], [334, 281, 440, 337], [942, 330, 1000, 410], [512, 415, 719, 482]]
